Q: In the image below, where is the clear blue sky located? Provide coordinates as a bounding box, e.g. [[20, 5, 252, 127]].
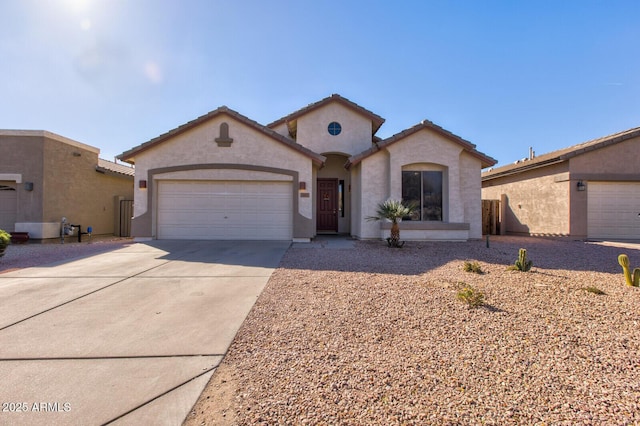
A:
[[2, 0, 639, 167]]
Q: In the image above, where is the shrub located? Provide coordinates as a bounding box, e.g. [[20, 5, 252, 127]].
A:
[[463, 260, 483, 274], [456, 284, 485, 308], [0, 229, 10, 247], [583, 286, 606, 295]]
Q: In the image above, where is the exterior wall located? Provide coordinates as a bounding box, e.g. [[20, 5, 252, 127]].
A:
[[460, 153, 484, 239], [131, 114, 315, 240], [296, 103, 373, 156], [355, 151, 390, 239], [570, 136, 640, 175], [270, 122, 289, 138], [38, 137, 133, 238], [568, 136, 640, 238], [482, 162, 571, 236], [0, 134, 45, 226], [355, 128, 484, 241], [0, 131, 133, 239], [386, 129, 465, 221], [350, 164, 362, 237]]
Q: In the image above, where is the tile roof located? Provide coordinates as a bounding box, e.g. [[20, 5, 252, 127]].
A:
[[267, 94, 386, 137], [117, 106, 326, 166], [482, 126, 640, 180], [97, 158, 135, 177], [346, 119, 497, 169]]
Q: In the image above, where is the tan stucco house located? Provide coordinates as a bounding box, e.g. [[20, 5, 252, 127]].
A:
[[117, 94, 496, 242], [0, 130, 134, 240], [482, 126, 640, 241]]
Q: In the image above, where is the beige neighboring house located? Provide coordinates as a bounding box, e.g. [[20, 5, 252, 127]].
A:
[[0, 130, 135, 240], [482, 126, 640, 241], [117, 94, 496, 242]]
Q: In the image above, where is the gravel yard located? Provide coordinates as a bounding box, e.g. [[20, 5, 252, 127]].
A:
[[185, 236, 640, 425], [0, 237, 132, 273]]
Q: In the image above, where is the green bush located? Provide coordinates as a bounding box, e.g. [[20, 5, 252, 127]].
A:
[[463, 261, 483, 274], [0, 229, 10, 247], [583, 286, 606, 295], [456, 284, 485, 308]]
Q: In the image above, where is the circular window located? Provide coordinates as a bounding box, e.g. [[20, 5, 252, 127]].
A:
[[328, 122, 342, 136]]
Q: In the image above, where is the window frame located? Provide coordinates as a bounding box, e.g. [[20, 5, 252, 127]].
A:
[[401, 165, 448, 222], [327, 121, 342, 136]]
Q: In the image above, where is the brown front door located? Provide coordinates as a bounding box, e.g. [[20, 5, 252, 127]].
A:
[[317, 178, 338, 232]]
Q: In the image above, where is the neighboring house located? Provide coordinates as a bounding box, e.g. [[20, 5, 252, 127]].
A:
[[117, 94, 496, 242], [482, 126, 640, 241], [0, 130, 134, 240]]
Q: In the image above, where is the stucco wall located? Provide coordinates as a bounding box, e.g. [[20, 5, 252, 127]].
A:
[[296, 103, 373, 156], [41, 137, 133, 237], [0, 134, 45, 223], [131, 114, 315, 239], [386, 129, 465, 221], [0, 131, 132, 239], [568, 136, 640, 238], [570, 136, 640, 175], [482, 162, 571, 235], [355, 128, 485, 241], [460, 153, 483, 239], [350, 164, 362, 237], [356, 151, 390, 239]]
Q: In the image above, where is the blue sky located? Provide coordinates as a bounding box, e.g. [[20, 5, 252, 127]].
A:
[[2, 0, 639, 167]]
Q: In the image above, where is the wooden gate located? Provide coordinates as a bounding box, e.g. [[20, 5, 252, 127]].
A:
[[482, 199, 500, 235], [119, 200, 133, 237]]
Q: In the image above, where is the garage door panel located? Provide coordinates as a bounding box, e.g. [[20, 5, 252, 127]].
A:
[[157, 180, 292, 240], [588, 182, 640, 240]]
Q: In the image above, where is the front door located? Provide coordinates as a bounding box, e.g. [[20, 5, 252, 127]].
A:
[[317, 178, 338, 232]]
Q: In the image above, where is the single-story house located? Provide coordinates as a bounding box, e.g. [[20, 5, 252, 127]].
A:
[[0, 130, 135, 240], [481, 126, 640, 241], [117, 94, 496, 242]]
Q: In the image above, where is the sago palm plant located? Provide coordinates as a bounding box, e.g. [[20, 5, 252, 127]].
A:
[[366, 199, 418, 247]]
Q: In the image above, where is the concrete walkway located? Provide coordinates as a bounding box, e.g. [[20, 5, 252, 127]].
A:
[[0, 240, 289, 426]]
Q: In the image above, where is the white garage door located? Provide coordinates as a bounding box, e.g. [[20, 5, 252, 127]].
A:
[[588, 182, 640, 240], [0, 185, 17, 232], [157, 180, 292, 240]]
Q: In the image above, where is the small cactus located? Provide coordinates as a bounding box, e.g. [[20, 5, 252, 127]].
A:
[[617, 254, 640, 287], [513, 248, 533, 272]]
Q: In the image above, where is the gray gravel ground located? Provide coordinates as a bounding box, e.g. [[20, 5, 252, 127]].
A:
[[185, 236, 640, 425], [0, 237, 132, 273]]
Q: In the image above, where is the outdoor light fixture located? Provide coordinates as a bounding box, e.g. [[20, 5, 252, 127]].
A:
[[577, 180, 586, 191], [139, 180, 147, 189], [299, 181, 306, 190], [24, 182, 33, 191]]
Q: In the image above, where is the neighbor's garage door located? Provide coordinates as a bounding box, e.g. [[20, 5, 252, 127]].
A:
[[157, 181, 292, 240], [587, 182, 640, 240], [0, 185, 17, 232]]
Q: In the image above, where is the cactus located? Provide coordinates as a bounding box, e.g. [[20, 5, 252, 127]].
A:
[[617, 254, 640, 287], [514, 248, 533, 272]]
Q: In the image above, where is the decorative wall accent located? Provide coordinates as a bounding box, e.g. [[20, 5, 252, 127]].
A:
[[215, 122, 234, 147]]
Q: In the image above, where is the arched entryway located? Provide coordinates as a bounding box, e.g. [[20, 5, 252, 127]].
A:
[[316, 154, 350, 234]]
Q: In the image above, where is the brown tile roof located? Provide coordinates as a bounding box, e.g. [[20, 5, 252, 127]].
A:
[[346, 119, 497, 169], [117, 106, 326, 166], [482, 126, 640, 181], [96, 158, 135, 177], [267, 94, 385, 138]]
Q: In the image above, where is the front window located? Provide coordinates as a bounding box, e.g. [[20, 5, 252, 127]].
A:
[[402, 171, 443, 221]]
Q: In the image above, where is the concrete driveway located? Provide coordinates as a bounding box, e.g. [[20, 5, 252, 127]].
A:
[[0, 240, 290, 426]]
